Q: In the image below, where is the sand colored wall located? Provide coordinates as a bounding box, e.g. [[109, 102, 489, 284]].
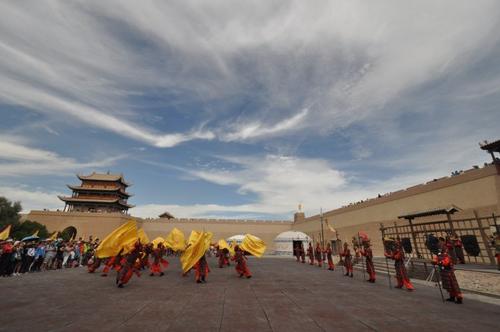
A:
[[25, 211, 291, 253], [139, 219, 291, 251], [292, 165, 500, 255], [25, 210, 131, 240]]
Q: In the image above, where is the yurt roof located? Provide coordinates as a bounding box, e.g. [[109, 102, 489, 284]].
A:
[[227, 234, 245, 241], [274, 231, 311, 242]]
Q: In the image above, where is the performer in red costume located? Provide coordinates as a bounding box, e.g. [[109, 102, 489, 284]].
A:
[[233, 245, 252, 278], [315, 243, 323, 267], [217, 247, 230, 268], [140, 243, 152, 270], [340, 242, 353, 277], [361, 239, 376, 283], [432, 248, 463, 304], [452, 234, 465, 264], [87, 256, 102, 273], [150, 243, 168, 276], [194, 253, 210, 283], [117, 242, 142, 288], [325, 243, 335, 271], [385, 239, 414, 291], [307, 243, 314, 265], [294, 244, 300, 262], [101, 249, 124, 277], [299, 243, 306, 263]]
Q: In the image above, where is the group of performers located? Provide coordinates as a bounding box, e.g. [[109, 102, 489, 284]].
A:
[[294, 239, 374, 281], [295, 234, 464, 304], [87, 241, 253, 287]]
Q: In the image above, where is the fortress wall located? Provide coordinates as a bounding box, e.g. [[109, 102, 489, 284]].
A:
[[25, 210, 131, 240], [25, 211, 292, 253], [292, 166, 500, 256], [139, 219, 292, 253]]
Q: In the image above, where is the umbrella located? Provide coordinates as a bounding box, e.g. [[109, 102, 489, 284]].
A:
[[21, 235, 40, 242]]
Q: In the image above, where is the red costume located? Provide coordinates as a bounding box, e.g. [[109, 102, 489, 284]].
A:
[[433, 250, 463, 303], [87, 256, 101, 273], [117, 244, 142, 288], [101, 252, 123, 276], [233, 248, 251, 278], [361, 246, 376, 282], [217, 248, 230, 268], [300, 244, 306, 263], [140, 244, 152, 270], [340, 244, 353, 277], [452, 237, 465, 264], [385, 243, 414, 291], [307, 244, 314, 265], [315, 244, 322, 267], [294, 245, 300, 262], [150, 245, 168, 276], [326, 245, 335, 271], [194, 254, 210, 283]]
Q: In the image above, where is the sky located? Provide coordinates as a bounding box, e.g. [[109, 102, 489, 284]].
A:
[[1, 1, 499, 220]]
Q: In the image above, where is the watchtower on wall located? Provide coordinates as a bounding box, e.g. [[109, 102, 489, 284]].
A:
[[58, 172, 134, 213]]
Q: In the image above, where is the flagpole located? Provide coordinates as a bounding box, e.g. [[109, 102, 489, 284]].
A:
[[320, 208, 325, 248]]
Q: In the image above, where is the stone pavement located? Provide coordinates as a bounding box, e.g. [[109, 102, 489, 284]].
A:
[[0, 257, 498, 332]]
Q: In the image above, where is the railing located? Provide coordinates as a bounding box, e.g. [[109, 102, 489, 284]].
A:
[[380, 212, 498, 266]]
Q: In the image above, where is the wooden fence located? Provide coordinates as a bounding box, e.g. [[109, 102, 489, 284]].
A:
[[380, 212, 498, 265]]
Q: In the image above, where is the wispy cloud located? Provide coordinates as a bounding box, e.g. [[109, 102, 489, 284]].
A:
[[221, 108, 309, 141], [2, 1, 498, 147], [0, 186, 62, 212], [0, 138, 122, 176]]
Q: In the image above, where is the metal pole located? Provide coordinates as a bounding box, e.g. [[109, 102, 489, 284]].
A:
[[432, 263, 445, 302], [358, 232, 366, 281], [320, 208, 325, 248]]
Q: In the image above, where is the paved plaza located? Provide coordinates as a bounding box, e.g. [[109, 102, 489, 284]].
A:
[[0, 257, 498, 332]]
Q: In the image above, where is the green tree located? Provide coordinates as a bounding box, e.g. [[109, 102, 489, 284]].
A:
[[0, 196, 49, 240]]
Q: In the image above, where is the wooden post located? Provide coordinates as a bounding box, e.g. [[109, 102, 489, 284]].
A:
[[393, 221, 400, 239], [474, 210, 496, 265], [408, 218, 421, 258], [445, 212, 455, 235]]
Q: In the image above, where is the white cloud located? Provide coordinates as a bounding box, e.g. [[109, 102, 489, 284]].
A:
[[0, 186, 63, 212], [133, 154, 374, 218], [0, 138, 122, 176], [221, 108, 309, 141], [1, 1, 498, 146]]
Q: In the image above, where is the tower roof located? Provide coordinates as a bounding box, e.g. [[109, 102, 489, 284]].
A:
[[58, 196, 134, 208], [77, 172, 131, 186], [67, 185, 132, 197]]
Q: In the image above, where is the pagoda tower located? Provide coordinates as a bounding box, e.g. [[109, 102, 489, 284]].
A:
[[58, 172, 134, 213]]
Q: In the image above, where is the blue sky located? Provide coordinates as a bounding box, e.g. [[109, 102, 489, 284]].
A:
[[0, 1, 499, 219]]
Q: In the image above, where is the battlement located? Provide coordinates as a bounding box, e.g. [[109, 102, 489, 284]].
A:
[[140, 217, 292, 225]]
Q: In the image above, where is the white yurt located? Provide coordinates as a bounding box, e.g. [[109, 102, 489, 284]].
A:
[[226, 234, 245, 244], [273, 231, 311, 256]]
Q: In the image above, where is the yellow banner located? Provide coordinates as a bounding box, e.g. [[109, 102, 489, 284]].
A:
[[240, 234, 266, 258], [180, 231, 212, 273], [0, 225, 11, 240], [164, 227, 186, 251], [96, 220, 138, 258], [48, 231, 59, 240], [151, 236, 165, 249], [137, 228, 150, 244], [217, 239, 235, 256]]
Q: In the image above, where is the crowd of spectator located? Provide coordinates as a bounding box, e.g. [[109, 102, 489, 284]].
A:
[[0, 237, 100, 277]]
